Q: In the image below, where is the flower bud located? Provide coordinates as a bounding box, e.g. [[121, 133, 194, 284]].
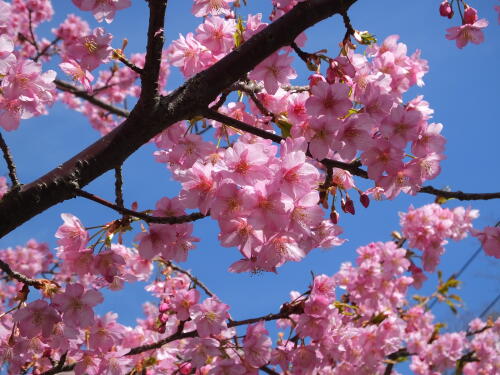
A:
[[159, 313, 169, 324], [439, 1, 453, 19], [344, 198, 355, 215], [308, 73, 326, 88], [359, 193, 370, 208], [179, 363, 193, 375], [463, 5, 478, 25], [159, 302, 170, 313], [330, 210, 339, 224]]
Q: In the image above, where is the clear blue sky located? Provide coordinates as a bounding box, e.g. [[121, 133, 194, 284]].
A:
[[1, 0, 499, 368]]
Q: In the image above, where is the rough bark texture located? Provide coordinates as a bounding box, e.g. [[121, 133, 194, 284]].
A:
[[0, 0, 357, 238]]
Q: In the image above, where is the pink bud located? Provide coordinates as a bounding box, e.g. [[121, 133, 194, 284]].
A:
[[330, 210, 339, 224], [158, 324, 166, 333], [159, 313, 169, 324], [179, 363, 193, 375], [344, 198, 355, 215], [308, 73, 326, 88], [439, 1, 453, 19], [326, 61, 338, 84], [159, 302, 170, 313], [359, 193, 370, 208], [463, 5, 478, 24]]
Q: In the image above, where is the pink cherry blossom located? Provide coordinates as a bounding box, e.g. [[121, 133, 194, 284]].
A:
[[59, 59, 94, 92], [168, 32, 214, 77], [243, 321, 272, 368], [0, 59, 56, 131], [195, 16, 235, 56], [446, 19, 489, 49], [0, 34, 15, 75], [55, 213, 89, 252], [473, 226, 500, 258], [306, 81, 352, 120], [192, 0, 234, 18], [13, 299, 61, 338], [52, 283, 103, 328], [72, 0, 131, 23], [65, 27, 112, 71], [191, 297, 229, 337], [249, 52, 297, 95]]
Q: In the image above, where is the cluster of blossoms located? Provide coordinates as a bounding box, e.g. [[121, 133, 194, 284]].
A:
[[400, 203, 479, 273], [72, 0, 131, 24], [473, 225, 500, 259], [0, 31, 56, 131], [440, 2, 490, 49], [2, 224, 499, 374], [151, 29, 450, 271], [0, 1, 499, 374]]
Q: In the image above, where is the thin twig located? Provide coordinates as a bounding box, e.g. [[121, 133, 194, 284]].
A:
[[290, 41, 312, 65], [33, 37, 61, 62], [202, 108, 369, 178], [27, 10, 40, 53], [55, 79, 130, 118], [210, 90, 231, 111], [117, 55, 144, 75], [0, 132, 20, 188], [260, 366, 280, 375], [75, 189, 208, 224], [163, 261, 216, 297], [202, 109, 500, 201], [126, 310, 293, 356], [418, 186, 500, 201]]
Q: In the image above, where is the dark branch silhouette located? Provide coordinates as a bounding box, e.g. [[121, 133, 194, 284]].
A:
[[0, 0, 358, 238]]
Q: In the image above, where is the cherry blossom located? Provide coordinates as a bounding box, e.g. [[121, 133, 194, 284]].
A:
[[72, 0, 131, 23], [52, 283, 103, 328], [446, 19, 489, 49]]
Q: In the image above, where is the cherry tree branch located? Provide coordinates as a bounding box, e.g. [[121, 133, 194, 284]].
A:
[[202, 109, 500, 202], [138, 0, 167, 107], [0, 258, 43, 288], [114, 166, 125, 209], [75, 189, 207, 224], [202, 108, 369, 177], [418, 186, 500, 201], [0, 132, 20, 188], [116, 55, 144, 75], [55, 79, 130, 118], [163, 261, 216, 297], [0, 0, 358, 238], [126, 310, 295, 356]]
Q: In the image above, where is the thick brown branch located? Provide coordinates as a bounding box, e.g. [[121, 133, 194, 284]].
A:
[[0, 0, 358, 238], [0, 132, 20, 188], [55, 79, 130, 118], [75, 189, 208, 224], [139, 0, 167, 107], [418, 186, 500, 201]]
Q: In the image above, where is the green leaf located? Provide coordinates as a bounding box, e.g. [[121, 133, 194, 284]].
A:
[[276, 119, 292, 138]]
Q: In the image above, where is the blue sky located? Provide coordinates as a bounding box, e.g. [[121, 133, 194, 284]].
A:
[[1, 0, 499, 370]]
